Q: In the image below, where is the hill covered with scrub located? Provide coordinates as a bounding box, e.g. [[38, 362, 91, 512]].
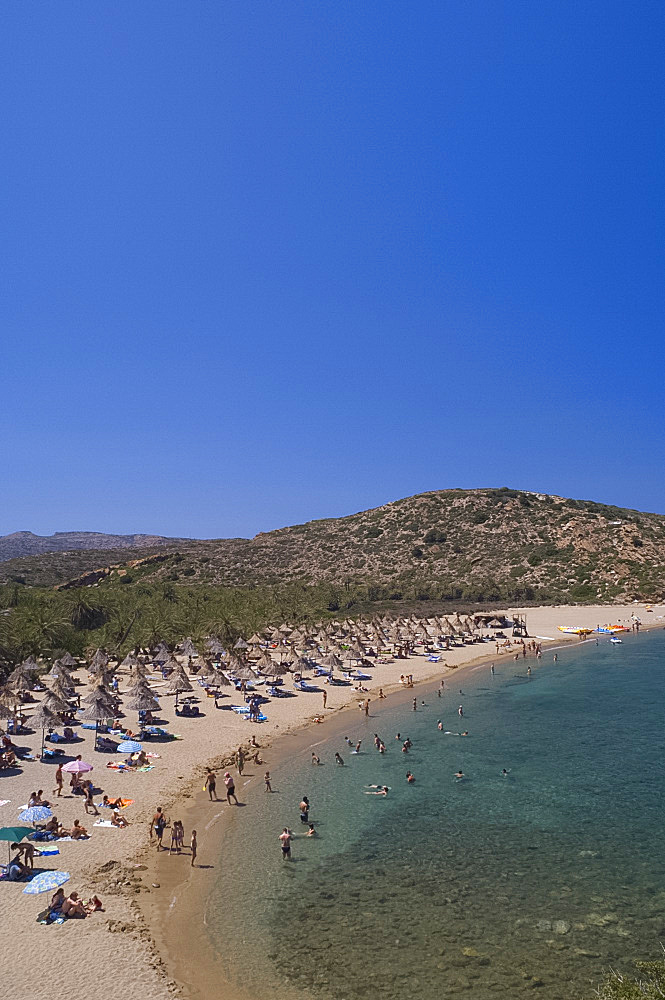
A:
[[2, 488, 665, 605]]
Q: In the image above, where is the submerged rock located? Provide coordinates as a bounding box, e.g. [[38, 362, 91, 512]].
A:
[[552, 920, 570, 935]]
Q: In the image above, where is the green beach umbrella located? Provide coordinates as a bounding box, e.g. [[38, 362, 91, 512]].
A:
[[0, 825, 34, 861]]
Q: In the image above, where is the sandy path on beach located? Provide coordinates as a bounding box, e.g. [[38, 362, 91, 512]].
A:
[[0, 602, 660, 1000]]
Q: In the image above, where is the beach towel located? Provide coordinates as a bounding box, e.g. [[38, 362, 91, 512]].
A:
[[55, 835, 90, 842], [98, 798, 133, 809], [137, 765, 154, 772], [37, 848, 60, 856], [93, 820, 117, 828], [0, 800, 9, 808]]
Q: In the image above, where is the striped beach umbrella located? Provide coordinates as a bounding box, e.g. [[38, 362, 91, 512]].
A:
[[118, 740, 142, 754], [18, 806, 53, 824], [22, 870, 70, 894]]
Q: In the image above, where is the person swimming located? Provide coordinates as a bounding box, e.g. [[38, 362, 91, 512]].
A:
[[364, 785, 389, 796], [454, 770, 465, 780], [406, 771, 415, 783], [437, 721, 443, 730], [335, 752, 344, 766]]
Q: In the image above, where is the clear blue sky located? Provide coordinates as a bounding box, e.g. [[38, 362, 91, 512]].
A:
[[1, 2, 663, 539]]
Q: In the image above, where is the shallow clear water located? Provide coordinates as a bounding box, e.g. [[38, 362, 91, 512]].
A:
[[206, 631, 665, 1000]]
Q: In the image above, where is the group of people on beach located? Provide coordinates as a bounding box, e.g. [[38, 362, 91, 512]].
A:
[[150, 806, 198, 865]]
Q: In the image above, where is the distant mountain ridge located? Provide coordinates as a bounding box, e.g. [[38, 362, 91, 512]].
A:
[[1, 488, 665, 602], [0, 530, 194, 562]]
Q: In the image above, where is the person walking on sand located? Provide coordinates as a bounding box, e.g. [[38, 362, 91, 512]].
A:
[[265, 771, 272, 792], [153, 807, 167, 850], [190, 829, 197, 867], [364, 699, 370, 717], [53, 762, 64, 798], [236, 748, 245, 776], [205, 769, 217, 800], [322, 690, 327, 709], [224, 772, 239, 805], [83, 780, 99, 816]]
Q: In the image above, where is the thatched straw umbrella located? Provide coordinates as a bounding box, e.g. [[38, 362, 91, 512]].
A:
[[127, 663, 150, 683], [166, 671, 193, 708], [255, 649, 276, 671], [228, 662, 259, 682], [89, 649, 108, 671], [49, 675, 75, 700], [8, 672, 33, 695], [152, 644, 170, 665], [59, 652, 77, 668], [49, 661, 74, 685], [120, 652, 139, 670], [123, 682, 153, 706], [159, 655, 180, 676], [320, 652, 342, 670], [204, 666, 231, 688], [78, 697, 115, 750], [179, 638, 199, 659], [28, 703, 60, 760], [0, 691, 18, 730], [41, 690, 71, 716], [126, 689, 160, 714], [261, 659, 292, 680], [233, 637, 249, 651]]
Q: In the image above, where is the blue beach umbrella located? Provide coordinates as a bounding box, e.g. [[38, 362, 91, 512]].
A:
[[18, 806, 53, 824], [22, 870, 70, 894], [117, 740, 142, 753]]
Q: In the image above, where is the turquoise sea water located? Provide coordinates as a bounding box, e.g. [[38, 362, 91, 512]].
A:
[[206, 631, 665, 1000]]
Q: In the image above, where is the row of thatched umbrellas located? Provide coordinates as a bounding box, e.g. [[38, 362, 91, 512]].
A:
[[1, 613, 505, 753]]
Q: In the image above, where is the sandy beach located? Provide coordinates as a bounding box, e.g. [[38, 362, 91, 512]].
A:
[[1, 603, 661, 1000]]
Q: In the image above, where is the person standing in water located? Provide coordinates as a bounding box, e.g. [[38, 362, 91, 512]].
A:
[[280, 828, 292, 859], [299, 796, 310, 823], [413, 698, 417, 711], [190, 829, 197, 867], [458, 705, 464, 718], [224, 772, 239, 805], [335, 752, 345, 766], [490, 663, 495, 676], [322, 689, 327, 709], [264, 771, 273, 792]]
